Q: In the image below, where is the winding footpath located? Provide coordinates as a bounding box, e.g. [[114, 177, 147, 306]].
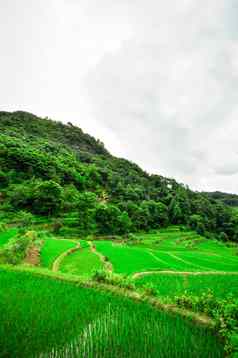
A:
[[88, 241, 113, 272], [132, 270, 238, 279]]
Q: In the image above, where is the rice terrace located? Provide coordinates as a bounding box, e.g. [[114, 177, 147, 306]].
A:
[[0, 113, 238, 357]]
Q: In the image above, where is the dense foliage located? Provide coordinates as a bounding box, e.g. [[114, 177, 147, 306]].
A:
[[204, 191, 238, 207], [0, 111, 238, 241]]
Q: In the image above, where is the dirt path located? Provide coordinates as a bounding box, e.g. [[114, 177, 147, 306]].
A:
[[52, 242, 81, 272], [132, 270, 238, 279], [89, 241, 113, 273]]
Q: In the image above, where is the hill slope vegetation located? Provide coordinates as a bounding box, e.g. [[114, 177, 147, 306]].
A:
[[0, 111, 238, 241]]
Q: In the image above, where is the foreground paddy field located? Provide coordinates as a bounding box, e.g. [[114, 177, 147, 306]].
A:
[[0, 269, 224, 358]]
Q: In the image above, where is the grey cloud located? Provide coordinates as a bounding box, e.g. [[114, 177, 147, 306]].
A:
[[215, 165, 238, 176]]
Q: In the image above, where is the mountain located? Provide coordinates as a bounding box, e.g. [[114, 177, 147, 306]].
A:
[[0, 111, 237, 241], [204, 191, 238, 207]]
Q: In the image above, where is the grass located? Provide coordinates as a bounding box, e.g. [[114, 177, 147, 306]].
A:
[[135, 273, 238, 300], [40, 238, 77, 269], [0, 228, 18, 247], [0, 268, 224, 358], [60, 247, 103, 278]]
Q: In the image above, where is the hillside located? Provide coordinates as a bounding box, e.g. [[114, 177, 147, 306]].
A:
[[204, 191, 238, 207], [0, 110, 238, 241]]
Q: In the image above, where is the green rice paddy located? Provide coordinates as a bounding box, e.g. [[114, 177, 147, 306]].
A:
[[95, 227, 238, 275], [60, 247, 103, 278], [0, 226, 236, 356], [40, 239, 77, 268], [0, 228, 18, 247], [0, 269, 224, 358], [135, 273, 238, 300]]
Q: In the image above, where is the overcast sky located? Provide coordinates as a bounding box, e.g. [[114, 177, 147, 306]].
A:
[[1, 1, 238, 193]]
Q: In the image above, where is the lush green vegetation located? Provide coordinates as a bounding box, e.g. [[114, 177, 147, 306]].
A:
[[204, 191, 238, 207], [0, 111, 238, 242], [0, 269, 224, 358], [60, 247, 103, 278]]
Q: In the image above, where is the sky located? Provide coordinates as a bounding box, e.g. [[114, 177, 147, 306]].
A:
[[1, 0, 238, 193]]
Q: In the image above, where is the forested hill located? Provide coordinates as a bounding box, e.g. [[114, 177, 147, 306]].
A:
[[0, 110, 238, 242], [0, 111, 109, 156], [204, 191, 238, 207]]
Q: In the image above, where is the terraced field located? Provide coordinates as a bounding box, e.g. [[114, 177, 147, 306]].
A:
[[60, 247, 103, 278], [0, 226, 237, 356], [135, 273, 238, 299], [95, 231, 238, 276], [40, 238, 78, 269]]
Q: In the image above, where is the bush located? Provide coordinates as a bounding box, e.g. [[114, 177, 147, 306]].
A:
[[92, 269, 107, 283], [0, 223, 6, 232], [142, 283, 157, 297], [15, 210, 34, 227], [52, 219, 63, 234], [92, 269, 135, 290], [175, 291, 238, 355], [1, 230, 38, 265]]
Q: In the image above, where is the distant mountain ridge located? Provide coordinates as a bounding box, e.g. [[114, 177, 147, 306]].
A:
[[204, 191, 238, 207]]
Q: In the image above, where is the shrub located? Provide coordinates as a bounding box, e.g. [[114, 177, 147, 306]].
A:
[[0, 223, 6, 232], [15, 210, 34, 227], [175, 291, 238, 355], [142, 283, 157, 297], [92, 269, 135, 290], [1, 230, 38, 265], [52, 219, 63, 234], [127, 233, 137, 241]]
